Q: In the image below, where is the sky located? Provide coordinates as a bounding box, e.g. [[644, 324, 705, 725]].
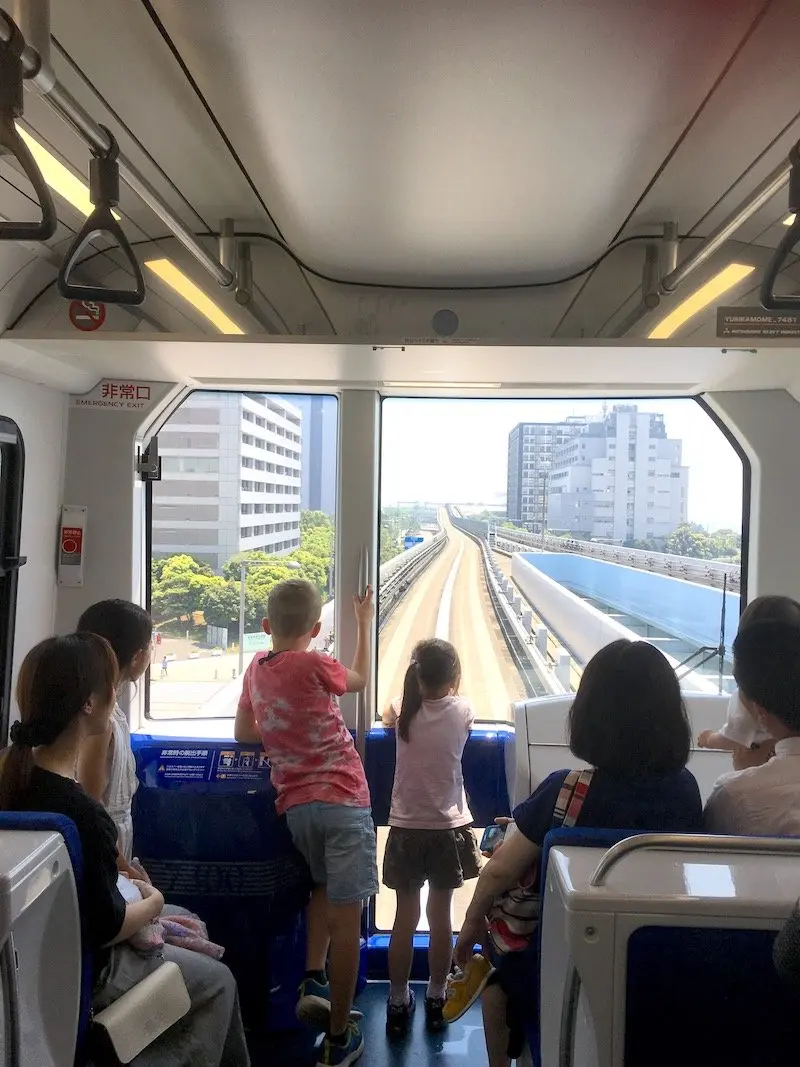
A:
[[379, 398, 744, 532]]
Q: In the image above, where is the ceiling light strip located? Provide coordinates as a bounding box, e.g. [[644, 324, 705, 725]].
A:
[[145, 258, 243, 334], [648, 263, 755, 340]]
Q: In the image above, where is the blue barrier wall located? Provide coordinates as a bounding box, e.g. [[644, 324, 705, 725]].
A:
[[522, 553, 740, 654]]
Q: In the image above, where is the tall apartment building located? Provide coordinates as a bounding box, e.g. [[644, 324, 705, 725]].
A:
[[506, 418, 588, 529], [279, 395, 337, 515], [153, 392, 302, 571], [547, 405, 688, 542]]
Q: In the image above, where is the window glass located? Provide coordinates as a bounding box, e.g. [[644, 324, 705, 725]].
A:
[[378, 397, 745, 721], [148, 392, 337, 720]]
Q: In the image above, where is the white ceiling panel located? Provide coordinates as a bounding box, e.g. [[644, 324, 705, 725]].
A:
[[151, 0, 767, 282]]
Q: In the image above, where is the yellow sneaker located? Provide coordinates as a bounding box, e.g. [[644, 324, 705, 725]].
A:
[[443, 953, 495, 1023]]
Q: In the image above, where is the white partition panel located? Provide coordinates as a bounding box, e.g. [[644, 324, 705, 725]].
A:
[[512, 692, 732, 806]]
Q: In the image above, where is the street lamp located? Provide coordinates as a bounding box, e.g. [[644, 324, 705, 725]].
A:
[[540, 469, 550, 550], [238, 558, 302, 676]]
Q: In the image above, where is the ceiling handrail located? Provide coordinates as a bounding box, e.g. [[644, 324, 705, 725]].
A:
[[760, 141, 800, 311], [57, 125, 145, 305], [0, 9, 56, 241]]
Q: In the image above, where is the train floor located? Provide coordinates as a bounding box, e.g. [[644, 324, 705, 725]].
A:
[[248, 981, 489, 1065]]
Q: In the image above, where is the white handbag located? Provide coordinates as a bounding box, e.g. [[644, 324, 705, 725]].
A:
[[91, 960, 190, 1063]]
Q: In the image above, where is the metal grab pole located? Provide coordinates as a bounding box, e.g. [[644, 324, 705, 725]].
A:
[[661, 157, 792, 293], [238, 561, 246, 677], [0, 10, 235, 290], [355, 545, 370, 761]]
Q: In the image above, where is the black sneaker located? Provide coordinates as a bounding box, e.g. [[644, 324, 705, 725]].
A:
[[425, 995, 447, 1032], [385, 988, 416, 1038]]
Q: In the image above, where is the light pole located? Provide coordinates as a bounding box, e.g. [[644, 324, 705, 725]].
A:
[[238, 558, 302, 676], [540, 469, 549, 550]]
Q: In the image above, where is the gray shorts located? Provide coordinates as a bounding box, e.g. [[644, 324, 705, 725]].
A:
[[286, 801, 379, 905]]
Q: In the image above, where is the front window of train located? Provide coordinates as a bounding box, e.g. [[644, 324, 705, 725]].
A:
[[374, 395, 744, 933], [378, 396, 744, 718], [147, 390, 337, 720]]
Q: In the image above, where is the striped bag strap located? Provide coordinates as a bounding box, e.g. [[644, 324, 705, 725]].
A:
[[552, 768, 595, 829]]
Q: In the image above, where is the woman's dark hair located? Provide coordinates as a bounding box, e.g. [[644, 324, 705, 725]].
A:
[[399, 638, 461, 742], [568, 639, 690, 778], [77, 598, 152, 674], [739, 595, 800, 632], [0, 633, 118, 809]]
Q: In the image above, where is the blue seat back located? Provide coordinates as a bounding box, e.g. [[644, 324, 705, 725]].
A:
[[0, 811, 91, 1064], [131, 736, 312, 1035]]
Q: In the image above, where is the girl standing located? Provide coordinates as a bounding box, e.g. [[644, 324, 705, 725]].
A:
[[0, 634, 249, 1066], [381, 639, 480, 1036]]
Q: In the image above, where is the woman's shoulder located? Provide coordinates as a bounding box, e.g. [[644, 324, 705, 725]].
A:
[[30, 767, 118, 836]]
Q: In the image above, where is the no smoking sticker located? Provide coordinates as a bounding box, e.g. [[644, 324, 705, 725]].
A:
[[69, 300, 106, 331]]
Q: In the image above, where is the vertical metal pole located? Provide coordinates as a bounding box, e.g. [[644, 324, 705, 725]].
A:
[[719, 572, 728, 693], [219, 218, 236, 276], [355, 545, 370, 761], [238, 561, 246, 676]]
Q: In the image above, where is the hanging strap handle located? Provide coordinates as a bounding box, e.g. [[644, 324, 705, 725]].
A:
[[761, 141, 800, 311], [0, 10, 57, 241], [57, 125, 146, 305]]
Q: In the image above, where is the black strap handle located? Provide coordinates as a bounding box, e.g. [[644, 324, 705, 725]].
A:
[[761, 141, 800, 311], [57, 125, 146, 305], [0, 10, 57, 241]]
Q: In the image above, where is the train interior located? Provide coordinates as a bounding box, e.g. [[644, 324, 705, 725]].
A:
[[2, 1, 800, 1065]]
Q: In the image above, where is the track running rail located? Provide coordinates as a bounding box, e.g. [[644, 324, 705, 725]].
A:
[[448, 510, 549, 698], [378, 531, 448, 632]]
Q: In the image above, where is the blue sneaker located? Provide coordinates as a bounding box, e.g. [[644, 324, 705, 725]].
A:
[[296, 977, 364, 1031], [316, 1020, 364, 1066]]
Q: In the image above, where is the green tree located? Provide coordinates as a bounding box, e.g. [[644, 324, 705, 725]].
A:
[[221, 550, 274, 582], [151, 554, 215, 622], [301, 510, 332, 533], [197, 578, 240, 629], [664, 523, 713, 559]]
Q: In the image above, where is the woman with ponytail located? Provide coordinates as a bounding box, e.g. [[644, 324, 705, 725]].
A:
[[0, 634, 249, 1067], [381, 639, 480, 1037]]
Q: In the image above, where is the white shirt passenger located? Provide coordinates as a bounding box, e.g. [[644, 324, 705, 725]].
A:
[[704, 736, 800, 836], [388, 695, 475, 830], [717, 688, 773, 748]]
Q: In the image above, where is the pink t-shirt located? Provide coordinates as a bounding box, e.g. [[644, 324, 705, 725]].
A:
[[238, 650, 370, 815], [388, 694, 475, 829]]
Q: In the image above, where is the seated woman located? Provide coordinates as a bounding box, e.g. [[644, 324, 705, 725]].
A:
[[454, 639, 704, 1067], [0, 633, 249, 1067], [75, 598, 157, 878]]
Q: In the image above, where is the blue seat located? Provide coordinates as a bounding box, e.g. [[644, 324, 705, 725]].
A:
[[0, 811, 92, 1066]]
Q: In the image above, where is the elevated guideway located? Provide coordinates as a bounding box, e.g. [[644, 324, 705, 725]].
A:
[[477, 522, 741, 593]]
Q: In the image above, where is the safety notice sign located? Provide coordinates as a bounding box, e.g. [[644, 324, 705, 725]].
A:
[[717, 307, 800, 339], [214, 749, 270, 782], [156, 747, 214, 782]]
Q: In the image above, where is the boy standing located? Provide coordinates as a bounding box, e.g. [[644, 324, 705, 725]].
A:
[[704, 619, 800, 837], [235, 579, 376, 1067]]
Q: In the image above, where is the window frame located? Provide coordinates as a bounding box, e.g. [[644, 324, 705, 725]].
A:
[[0, 416, 25, 744]]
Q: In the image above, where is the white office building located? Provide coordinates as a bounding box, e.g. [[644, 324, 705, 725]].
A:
[[507, 418, 588, 530], [152, 392, 302, 570], [547, 405, 688, 543]]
